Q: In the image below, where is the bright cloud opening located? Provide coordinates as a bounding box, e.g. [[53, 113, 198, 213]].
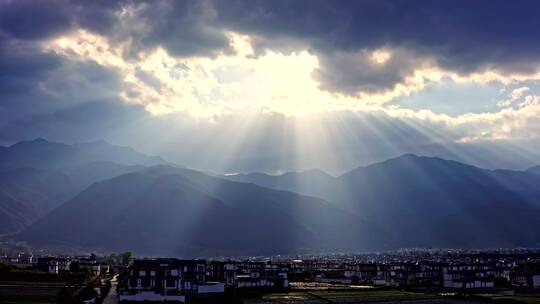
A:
[[371, 49, 391, 64], [42, 29, 540, 144]]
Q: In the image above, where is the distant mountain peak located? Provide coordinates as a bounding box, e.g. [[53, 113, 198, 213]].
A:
[[371, 153, 475, 168], [525, 165, 540, 175], [387, 153, 437, 162], [14, 137, 54, 146], [6, 137, 69, 149], [86, 139, 109, 145], [277, 168, 335, 179], [8, 138, 68, 150], [229, 168, 333, 179], [398, 152, 420, 158], [1, 138, 170, 170], [31, 137, 49, 143], [299, 168, 332, 175]]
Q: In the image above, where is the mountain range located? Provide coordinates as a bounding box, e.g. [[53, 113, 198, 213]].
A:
[[227, 154, 540, 248], [0, 139, 164, 234], [1, 138, 539, 256], [19, 166, 385, 256]]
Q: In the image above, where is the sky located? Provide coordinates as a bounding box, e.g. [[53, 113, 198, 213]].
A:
[[2, 0, 540, 174]]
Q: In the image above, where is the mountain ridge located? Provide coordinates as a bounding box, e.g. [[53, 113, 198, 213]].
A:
[[0, 139, 175, 234], [19, 166, 385, 256], [0, 138, 170, 170], [224, 153, 540, 249], [3, 140, 540, 254]]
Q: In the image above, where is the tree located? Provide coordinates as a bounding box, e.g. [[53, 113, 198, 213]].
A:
[[121, 251, 132, 266], [69, 261, 80, 273], [107, 253, 117, 264]]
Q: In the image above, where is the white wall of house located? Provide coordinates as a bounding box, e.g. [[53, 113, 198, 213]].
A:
[[49, 264, 59, 274], [533, 275, 540, 288], [198, 282, 225, 293], [237, 279, 274, 288]]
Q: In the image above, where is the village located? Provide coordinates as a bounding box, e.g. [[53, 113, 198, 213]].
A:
[[1, 249, 539, 303]]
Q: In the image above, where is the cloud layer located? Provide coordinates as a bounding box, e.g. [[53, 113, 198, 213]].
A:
[[2, 0, 540, 172]]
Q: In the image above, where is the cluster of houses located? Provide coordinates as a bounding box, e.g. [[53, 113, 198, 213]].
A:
[[117, 257, 540, 302], [118, 259, 289, 302], [35, 255, 110, 276], [2, 250, 539, 302], [0, 252, 111, 277], [118, 259, 210, 302], [0, 251, 35, 265], [36, 256, 72, 273], [291, 259, 540, 290]]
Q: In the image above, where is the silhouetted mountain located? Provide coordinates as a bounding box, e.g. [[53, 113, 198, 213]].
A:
[[0, 168, 74, 233], [525, 165, 540, 175], [5, 138, 540, 252], [0, 139, 170, 234], [226, 154, 540, 248], [0, 138, 168, 170], [65, 161, 144, 191], [19, 166, 385, 256], [225, 169, 335, 196], [434, 202, 540, 248], [0, 190, 37, 234]]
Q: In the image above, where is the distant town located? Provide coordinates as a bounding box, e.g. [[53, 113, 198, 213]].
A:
[[1, 247, 540, 303]]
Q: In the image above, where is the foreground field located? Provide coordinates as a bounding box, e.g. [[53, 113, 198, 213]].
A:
[[243, 288, 446, 304], [490, 296, 540, 304], [0, 282, 63, 304], [242, 284, 540, 304]]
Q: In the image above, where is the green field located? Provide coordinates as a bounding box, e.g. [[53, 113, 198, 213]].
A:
[[0, 285, 59, 304], [492, 296, 540, 304], [244, 289, 433, 303], [244, 285, 540, 304], [0, 293, 58, 304], [290, 282, 375, 291]]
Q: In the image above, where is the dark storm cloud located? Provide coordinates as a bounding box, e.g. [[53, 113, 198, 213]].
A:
[[3, 0, 540, 95], [312, 48, 424, 94], [2, 0, 540, 173], [214, 0, 540, 92], [0, 0, 121, 40], [0, 0, 125, 126], [0, 42, 123, 133], [0, 0, 150, 146], [0, 0, 232, 141], [115, 1, 232, 58], [0, 37, 62, 95], [0, 0, 230, 56], [0, 0, 73, 40], [215, 0, 540, 67]]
